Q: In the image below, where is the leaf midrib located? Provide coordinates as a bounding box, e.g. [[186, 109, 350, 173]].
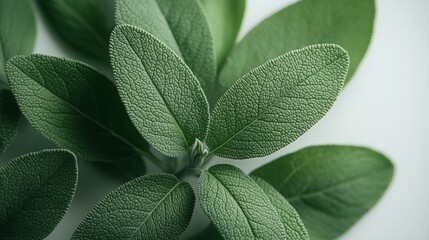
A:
[[210, 57, 341, 155], [12, 62, 145, 156], [287, 168, 388, 202], [129, 182, 181, 239], [205, 171, 257, 238], [121, 30, 190, 149]]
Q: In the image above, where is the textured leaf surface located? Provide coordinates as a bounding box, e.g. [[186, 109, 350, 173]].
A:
[[207, 44, 349, 159], [38, 0, 113, 61], [198, 164, 286, 239], [217, 0, 374, 96], [251, 145, 394, 240], [72, 173, 195, 240], [111, 25, 209, 157], [0, 0, 36, 89], [200, 0, 246, 68], [0, 149, 77, 239], [7, 55, 148, 162], [0, 90, 20, 154], [252, 176, 310, 240], [116, 0, 216, 95]]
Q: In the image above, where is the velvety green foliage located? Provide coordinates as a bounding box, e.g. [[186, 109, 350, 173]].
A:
[[0, 149, 77, 239], [217, 0, 374, 97], [200, 0, 246, 68], [207, 44, 349, 159], [251, 145, 394, 240], [38, 0, 114, 61], [0, 0, 36, 89], [111, 25, 209, 157], [72, 174, 195, 240], [116, 0, 216, 95], [252, 177, 310, 240], [0, 90, 20, 154], [6, 54, 148, 162], [198, 164, 286, 239]]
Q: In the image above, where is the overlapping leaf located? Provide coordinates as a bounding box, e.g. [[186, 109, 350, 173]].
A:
[[72, 174, 195, 240], [251, 145, 394, 240], [116, 0, 216, 95], [38, 0, 114, 61], [217, 0, 374, 97], [0, 0, 36, 88], [0, 90, 20, 155], [7, 55, 148, 162], [0, 149, 77, 239], [198, 164, 286, 239], [110, 25, 209, 157], [200, 0, 246, 68], [253, 177, 309, 240]]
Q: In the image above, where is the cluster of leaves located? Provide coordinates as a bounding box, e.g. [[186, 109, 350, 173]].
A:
[[0, 0, 393, 239]]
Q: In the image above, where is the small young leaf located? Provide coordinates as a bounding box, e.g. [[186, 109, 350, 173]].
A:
[[6, 55, 148, 162], [0, 90, 20, 155], [0, 149, 77, 239], [0, 0, 36, 88], [218, 0, 374, 97], [251, 145, 394, 240], [37, 0, 114, 62], [116, 0, 216, 95], [72, 173, 195, 240], [200, 0, 246, 68], [252, 176, 310, 240], [207, 44, 349, 159], [110, 25, 209, 157], [198, 164, 286, 239]]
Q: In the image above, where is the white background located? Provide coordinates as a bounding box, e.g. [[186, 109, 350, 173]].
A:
[[1, 0, 428, 239]]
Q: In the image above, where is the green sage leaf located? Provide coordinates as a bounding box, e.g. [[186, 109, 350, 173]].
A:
[[252, 176, 310, 240], [38, 0, 114, 62], [217, 0, 374, 97], [111, 25, 209, 157], [6, 54, 148, 162], [198, 164, 286, 239], [72, 173, 195, 240], [116, 0, 216, 95], [0, 0, 36, 89], [200, 0, 246, 68], [251, 145, 394, 240], [207, 44, 349, 159], [0, 90, 20, 155], [0, 149, 77, 239]]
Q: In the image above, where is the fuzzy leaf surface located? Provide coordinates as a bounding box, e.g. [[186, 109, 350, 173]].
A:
[[207, 44, 348, 159], [0, 90, 20, 155], [38, 0, 114, 61], [253, 176, 310, 240], [0, 0, 36, 89], [217, 0, 374, 97], [7, 55, 148, 162], [116, 0, 216, 95], [198, 164, 286, 239], [72, 173, 195, 240], [251, 145, 394, 240], [111, 25, 209, 157], [0, 149, 77, 239], [200, 0, 246, 68]]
